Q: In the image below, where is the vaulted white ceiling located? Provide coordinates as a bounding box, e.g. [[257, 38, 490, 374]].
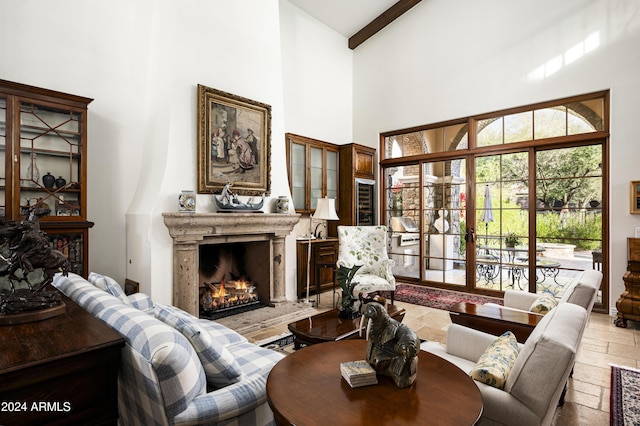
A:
[[285, 0, 398, 38]]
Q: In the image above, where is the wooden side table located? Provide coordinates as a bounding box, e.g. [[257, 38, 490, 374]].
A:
[[0, 292, 124, 425], [449, 302, 543, 343], [296, 238, 338, 302]]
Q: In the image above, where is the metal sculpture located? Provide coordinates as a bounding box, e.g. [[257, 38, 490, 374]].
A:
[[0, 209, 68, 315], [363, 300, 420, 388]]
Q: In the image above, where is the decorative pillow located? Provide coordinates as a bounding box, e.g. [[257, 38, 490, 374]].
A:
[[154, 304, 243, 388], [470, 331, 519, 389], [529, 291, 558, 315], [88, 272, 130, 305]]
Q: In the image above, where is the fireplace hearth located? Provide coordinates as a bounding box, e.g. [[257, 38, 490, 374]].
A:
[[163, 212, 300, 316]]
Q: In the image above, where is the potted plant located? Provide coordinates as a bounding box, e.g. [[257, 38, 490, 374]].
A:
[[504, 232, 521, 248]]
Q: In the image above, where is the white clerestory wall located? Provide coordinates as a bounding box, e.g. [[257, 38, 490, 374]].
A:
[[0, 0, 354, 304]]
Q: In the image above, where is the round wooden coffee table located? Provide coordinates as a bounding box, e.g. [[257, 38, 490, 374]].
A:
[[266, 340, 483, 425]]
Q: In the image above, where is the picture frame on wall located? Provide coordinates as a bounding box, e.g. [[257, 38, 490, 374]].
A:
[[631, 181, 640, 214], [197, 84, 271, 195]]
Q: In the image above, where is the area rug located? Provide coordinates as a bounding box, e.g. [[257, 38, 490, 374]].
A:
[[388, 284, 503, 310], [610, 364, 640, 425], [257, 332, 296, 355]]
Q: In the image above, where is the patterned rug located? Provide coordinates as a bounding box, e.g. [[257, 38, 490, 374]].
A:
[[610, 364, 640, 425], [389, 284, 503, 310]]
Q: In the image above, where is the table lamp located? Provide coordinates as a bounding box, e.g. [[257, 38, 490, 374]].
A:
[[304, 197, 339, 305]]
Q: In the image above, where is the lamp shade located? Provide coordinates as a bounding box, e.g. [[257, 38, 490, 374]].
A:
[[314, 197, 339, 220]]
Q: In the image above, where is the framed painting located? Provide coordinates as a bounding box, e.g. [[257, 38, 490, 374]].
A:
[[197, 84, 271, 195], [631, 181, 640, 214]]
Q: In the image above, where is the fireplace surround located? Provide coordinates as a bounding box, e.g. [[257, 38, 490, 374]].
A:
[[163, 212, 300, 316]]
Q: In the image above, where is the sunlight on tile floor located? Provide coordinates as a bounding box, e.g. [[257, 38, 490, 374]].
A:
[[239, 290, 640, 426]]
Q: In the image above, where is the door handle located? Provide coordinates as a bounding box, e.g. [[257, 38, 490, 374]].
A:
[[465, 228, 475, 243]]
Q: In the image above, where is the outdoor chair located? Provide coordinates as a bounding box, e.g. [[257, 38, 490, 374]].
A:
[[337, 225, 396, 304]]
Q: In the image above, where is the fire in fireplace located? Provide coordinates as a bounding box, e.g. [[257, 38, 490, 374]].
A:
[[198, 243, 266, 319]]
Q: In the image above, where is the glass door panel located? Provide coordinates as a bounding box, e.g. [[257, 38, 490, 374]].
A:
[[385, 164, 421, 279], [474, 152, 529, 292], [535, 145, 603, 300], [309, 146, 322, 210], [291, 142, 306, 210], [423, 159, 467, 286]]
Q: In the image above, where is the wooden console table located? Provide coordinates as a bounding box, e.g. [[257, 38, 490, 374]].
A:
[[449, 302, 543, 343], [0, 292, 124, 425]]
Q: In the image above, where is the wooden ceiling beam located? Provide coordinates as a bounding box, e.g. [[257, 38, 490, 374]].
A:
[[348, 0, 422, 50]]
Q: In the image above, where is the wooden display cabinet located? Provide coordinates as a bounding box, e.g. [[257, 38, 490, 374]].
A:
[[0, 80, 94, 277], [330, 143, 377, 235], [615, 238, 640, 327], [285, 133, 339, 214], [296, 238, 338, 302]]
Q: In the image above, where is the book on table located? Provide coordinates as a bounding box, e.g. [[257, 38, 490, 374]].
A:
[[340, 360, 378, 388]]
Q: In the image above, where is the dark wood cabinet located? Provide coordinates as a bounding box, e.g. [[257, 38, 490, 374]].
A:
[[615, 238, 640, 327], [332, 143, 377, 234], [0, 80, 94, 277], [0, 291, 124, 425], [296, 238, 338, 301]]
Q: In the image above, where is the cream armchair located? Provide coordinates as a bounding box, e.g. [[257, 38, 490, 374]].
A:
[[337, 225, 396, 303]]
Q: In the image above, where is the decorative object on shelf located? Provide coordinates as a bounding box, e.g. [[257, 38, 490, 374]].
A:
[[336, 264, 362, 318], [55, 176, 67, 189], [363, 300, 420, 388], [42, 172, 55, 189], [178, 190, 196, 212], [213, 183, 265, 211], [197, 84, 271, 196], [26, 152, 40, 187], [0, 208, 69, 324], [275, 196, 289, 214]]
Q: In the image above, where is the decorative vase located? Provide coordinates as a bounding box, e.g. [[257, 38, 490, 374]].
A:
[[275, 196, 289, 213], [178, 190, 196, 212], [55, 176, 67, 189], [42, 172, 55, 189], [26, 153, 40, 187]]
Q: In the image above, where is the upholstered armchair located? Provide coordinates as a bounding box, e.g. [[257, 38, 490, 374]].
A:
[[337, 225, 396, 303]]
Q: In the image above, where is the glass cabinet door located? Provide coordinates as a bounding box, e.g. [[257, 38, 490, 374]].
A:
[[17, 102, 84, 220], [286, 133, 339, 214]]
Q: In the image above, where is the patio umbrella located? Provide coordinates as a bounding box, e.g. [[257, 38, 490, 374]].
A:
[[480, 184, 494, 245]]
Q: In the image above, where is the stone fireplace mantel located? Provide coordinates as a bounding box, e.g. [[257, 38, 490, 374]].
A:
[[163, 212, 300, 316]]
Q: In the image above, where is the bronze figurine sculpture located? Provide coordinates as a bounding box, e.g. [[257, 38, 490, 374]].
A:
[[0, 209, 68, 315], [363, 300, 420, 388]]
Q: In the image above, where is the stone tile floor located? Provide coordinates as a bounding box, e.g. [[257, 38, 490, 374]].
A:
[[231, 290, 640, 426]]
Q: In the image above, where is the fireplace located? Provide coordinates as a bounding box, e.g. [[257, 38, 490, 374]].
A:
[[199, 242, 267, 319], [163, 213, 300, 316]]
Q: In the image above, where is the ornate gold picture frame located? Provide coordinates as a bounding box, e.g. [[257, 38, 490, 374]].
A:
[[631, 181, 640, 214], [197, 84, 271, 195]]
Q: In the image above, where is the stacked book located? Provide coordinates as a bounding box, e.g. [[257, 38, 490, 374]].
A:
[[340, 360, 378, 388]]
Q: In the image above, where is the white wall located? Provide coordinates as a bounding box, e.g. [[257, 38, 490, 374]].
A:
[[0, 0, 354, 304], [352, 0, 640, 313]]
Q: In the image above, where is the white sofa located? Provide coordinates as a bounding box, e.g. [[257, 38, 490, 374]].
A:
[[421, 302, 588, 426], [53, 272, 284, 426], [488, 269, 602, 316]]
